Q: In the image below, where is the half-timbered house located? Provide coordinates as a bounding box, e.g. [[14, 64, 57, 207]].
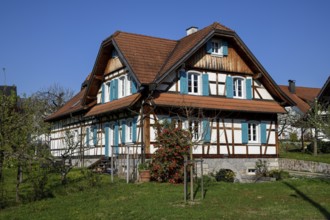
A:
[[45, 22, 295, 181]]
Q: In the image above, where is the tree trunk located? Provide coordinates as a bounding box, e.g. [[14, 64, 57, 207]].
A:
[[16, 164, 22, 203], [301, 128, 305, 152], [313, 129, 318, 156], [190, 147, 193, 201], [0, 150, 4, 181]]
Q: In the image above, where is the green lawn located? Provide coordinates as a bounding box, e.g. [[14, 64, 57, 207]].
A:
[[0, 171, 329, 220], [280, 151, 330, 164], [279, 141, 330, 164]]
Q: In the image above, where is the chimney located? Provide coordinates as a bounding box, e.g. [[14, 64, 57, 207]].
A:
[[288, 80, 296, 94], [186, 26, 198, 36]]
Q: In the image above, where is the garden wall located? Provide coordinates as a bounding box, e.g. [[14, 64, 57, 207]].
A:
[[278, 158, 330, 174]]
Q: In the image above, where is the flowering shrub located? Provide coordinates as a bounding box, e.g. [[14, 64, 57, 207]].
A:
[[150, 124, 191, 184]]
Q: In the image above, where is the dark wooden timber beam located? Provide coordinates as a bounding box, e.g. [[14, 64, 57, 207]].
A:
[[94, 75, 103, 81]]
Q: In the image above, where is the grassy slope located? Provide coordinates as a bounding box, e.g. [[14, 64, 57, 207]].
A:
[[0, 175, 329, 220]]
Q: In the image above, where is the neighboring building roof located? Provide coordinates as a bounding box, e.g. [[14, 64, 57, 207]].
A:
[[279, 85, 320, 114], [84, 93, 141, 117], [317, 76, 330, 104], [153, 93, 286, 114], [45, 88, 86, 122]]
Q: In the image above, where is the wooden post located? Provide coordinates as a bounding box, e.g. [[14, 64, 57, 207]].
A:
[[111, 145, 114, 183], [184, 155, 187, 203], [201, 159, 204, 199], [126, 145, 130, 184]]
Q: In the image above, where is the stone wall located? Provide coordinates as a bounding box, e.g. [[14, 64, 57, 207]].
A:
[[279, 158, 330, 174], [196, 158, 279, 182]]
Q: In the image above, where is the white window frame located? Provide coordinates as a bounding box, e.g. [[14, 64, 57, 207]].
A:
[[126, 119, 133, 143], [233, 77, 245, 99], [127, 76, 132, 96], [119, 76, 126, 98], [187, 71, 201, 95], [248, 121, 259, 143], [73, 129, 79, 143], [183, 119, 202, 141], [106, 82, 111, 102], [211, 40, 224, 56], [109, 123, 115, 146]]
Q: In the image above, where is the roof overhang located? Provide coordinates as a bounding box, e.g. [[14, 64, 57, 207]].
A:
[[153, 93, 286, 114], [84, 93, 141, 118]]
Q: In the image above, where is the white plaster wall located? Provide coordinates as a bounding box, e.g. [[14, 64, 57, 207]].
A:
[[235, 146, 246, 154], [220, 145, 228, 154], [248, 146, 260, 154]]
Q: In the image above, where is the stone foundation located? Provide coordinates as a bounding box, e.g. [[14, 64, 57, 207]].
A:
[[196, 158, 279, 182]]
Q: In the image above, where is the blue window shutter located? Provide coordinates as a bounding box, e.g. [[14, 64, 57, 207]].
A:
[[113, 79, 118, 100], [241, 122, 248, 144], [246, 79, 252, 100], [132, 117, 138, 143], [131, 80, 137, 94], [121, 120, 126, 144], [202, 74, 209, 96], [109, 81, 113, 101], [226, 76, 233, 98], [206, 40, 212, 54], [93, 126, 97, 146], [105, 124, 109, 157], [261, 123, 267, 144], [86, 127, 90, 147], [180, 70, 188, 94], [114, 121, 119, 155], [202, 119, 211, 143], [101, 83, 105, 104], [222, 41, 228, 56]]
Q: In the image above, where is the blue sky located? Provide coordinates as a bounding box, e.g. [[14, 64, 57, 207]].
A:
[[0, 0, 329, 95]]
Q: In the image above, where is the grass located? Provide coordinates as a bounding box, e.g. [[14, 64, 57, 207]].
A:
[[279, 141, 330, 164], [0, 170, 329, 220]]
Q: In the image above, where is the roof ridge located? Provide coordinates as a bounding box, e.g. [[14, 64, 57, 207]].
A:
[[113, 30, 176, 42], [279, 85, 320, 90]]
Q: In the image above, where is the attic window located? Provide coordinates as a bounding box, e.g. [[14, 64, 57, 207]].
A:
[[206, 39, 228, 56], [111, 50, 118, 58]]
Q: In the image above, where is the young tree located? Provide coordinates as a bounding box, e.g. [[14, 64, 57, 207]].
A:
[[297, 99, 327, 156], [0, 90, 17, 181], [56, 130, 83, 185]]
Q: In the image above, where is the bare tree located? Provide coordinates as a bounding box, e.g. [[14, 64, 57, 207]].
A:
[[32, 83, 75, 117]]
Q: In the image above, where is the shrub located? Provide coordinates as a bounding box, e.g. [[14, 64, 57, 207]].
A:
[[150, 123, 190, 184], [307, 141, 330, 153], [214, 169, 235, 182], [255, 159, 269, 177], [269, 169, 290, 180]]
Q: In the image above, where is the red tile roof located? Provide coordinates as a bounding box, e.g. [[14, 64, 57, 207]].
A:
[[84, 93, 141, 117], [113, 32, 177, 84], [153, 93, 286, 114], [279, 85, 320, 114]]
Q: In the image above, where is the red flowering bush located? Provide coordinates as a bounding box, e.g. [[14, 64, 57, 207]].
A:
[[150, 123, 191, 183]]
